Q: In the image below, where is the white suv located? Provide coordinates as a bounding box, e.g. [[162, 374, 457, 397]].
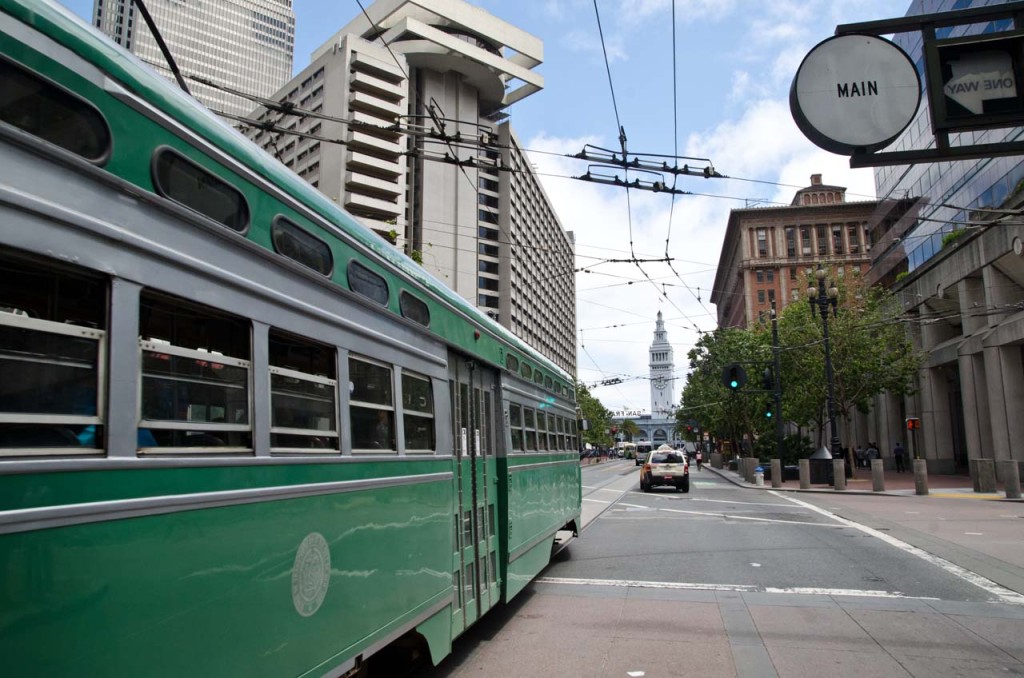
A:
[[640, 447, 689, 492]]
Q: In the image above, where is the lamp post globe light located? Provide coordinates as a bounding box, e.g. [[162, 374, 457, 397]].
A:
[[807, 265, 842, 465]]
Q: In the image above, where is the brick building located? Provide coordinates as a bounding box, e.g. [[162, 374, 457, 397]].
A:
[[711, 175, 880, 328]]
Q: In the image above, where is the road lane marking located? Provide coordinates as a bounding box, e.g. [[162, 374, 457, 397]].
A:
[[774, 491, 1024, 605], [657, 507, 845, 527], [583, 498, 610, 504], [535, 576, 939, 600]]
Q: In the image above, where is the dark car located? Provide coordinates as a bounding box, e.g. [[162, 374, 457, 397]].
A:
[[640, 447, 689, 492]]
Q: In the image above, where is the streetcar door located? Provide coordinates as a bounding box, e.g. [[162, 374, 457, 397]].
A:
[[448, 355, 498, 634]]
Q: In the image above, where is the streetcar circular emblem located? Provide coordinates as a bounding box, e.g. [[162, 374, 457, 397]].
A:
[[291, 532, 331, 617]]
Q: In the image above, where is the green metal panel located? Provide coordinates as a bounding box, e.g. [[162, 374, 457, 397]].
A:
[[500, 452, 581, 602], [1, 464, 454, 677]]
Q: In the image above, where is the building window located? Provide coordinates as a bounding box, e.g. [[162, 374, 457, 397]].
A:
[[756, 269, 764, 283], [816, 225, 827, 255], [801, 227, 811, 255], [790, 267, 797, 281], [756, 228, 767, 257], [757, 290, 765, 304], [832, 226, 844, 255], [767, 289, 775, 302], [766, 270, 774, 283], [848, 224, 860, 254]]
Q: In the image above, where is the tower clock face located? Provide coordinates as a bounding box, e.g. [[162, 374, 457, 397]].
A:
[[653, 376, 667, 390]]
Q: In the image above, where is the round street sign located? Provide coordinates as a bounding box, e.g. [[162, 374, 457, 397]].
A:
[[790, 34, 921, 155]]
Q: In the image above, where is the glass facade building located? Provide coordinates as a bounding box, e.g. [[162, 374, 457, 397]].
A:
[[874, 0, 1024, 277], [93, 0, 295, 118]]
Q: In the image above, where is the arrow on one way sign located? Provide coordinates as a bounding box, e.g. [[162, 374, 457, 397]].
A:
[[944, 50, 1017, 115]]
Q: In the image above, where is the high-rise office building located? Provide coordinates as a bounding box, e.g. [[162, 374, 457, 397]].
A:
[[92, 0, 295, 117], [246, 0, 576, 376], [863, 0, 1024, 476]]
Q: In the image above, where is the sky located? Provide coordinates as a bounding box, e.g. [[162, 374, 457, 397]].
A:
[[59, 0, 905, 416]]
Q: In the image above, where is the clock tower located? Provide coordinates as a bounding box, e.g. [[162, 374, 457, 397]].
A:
[[649, 311, 675, 417]]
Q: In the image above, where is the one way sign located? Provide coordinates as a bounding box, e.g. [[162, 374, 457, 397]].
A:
[[943, 50, 1017, 115]]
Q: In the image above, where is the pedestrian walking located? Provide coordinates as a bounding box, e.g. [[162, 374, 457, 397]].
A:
[[894, 442, 906, 472], [695, 449, 703, 471], [855, 445, 866, 469], [866, 442, 879, 467]]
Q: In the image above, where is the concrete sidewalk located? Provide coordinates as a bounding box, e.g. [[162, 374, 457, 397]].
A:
[[707, 461, 1019, 500]]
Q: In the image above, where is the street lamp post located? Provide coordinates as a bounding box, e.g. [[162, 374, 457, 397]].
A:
[[807, 266, 843, 467]]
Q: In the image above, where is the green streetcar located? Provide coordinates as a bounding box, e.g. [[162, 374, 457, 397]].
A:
[[0, 1, 581, 674]]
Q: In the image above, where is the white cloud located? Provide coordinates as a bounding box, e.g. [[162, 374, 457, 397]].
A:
[[529, 85, 877, 411]]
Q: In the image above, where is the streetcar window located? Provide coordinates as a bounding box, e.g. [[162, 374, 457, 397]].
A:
[[505, 353, 519, 372], [545, 376, 553, 390], [0, 57, 110, 161], [349, 357, 394, 451], [139, 292, 252, 452], [399, 291, 430, 327], [402, 372, 434, 452], [536, 407, 547, 449], [534, 370, 543, 385], [522, 407, 537, 451], [548, 413, 557, 450], [508, 403, 523, 452], [268, 329, 338, 453], [557, 417, 565, 450], [0, 252, 107, 454], [152, 148, 249, 232], [271, 217, 333, 275], [347, 261, 389, 306], [520, 363, 532, 380]]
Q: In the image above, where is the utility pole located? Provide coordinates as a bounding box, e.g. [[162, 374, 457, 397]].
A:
[[771, 301, 784, 459]]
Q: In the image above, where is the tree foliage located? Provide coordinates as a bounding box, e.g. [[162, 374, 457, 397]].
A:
[[575, 380, 613, 448], [677, 270, 921, 458], [676, 327, 772, 452], [778, 268, 921, 447]]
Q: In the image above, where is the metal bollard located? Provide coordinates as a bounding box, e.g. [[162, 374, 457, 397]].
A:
[[871, 458, 885, 492], [832, 459, 846, 491], [913, 458, 929, 496], [771, 459, 782, 488], [1001, 460, 1022, 499], [799, 459, 810, 489]]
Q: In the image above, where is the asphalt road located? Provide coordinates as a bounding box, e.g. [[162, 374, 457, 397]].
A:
[[414, 459, 1024, 678], [563, 461, 1008, 603]]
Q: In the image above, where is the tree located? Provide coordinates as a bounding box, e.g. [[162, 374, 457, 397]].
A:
[[619, 418, 639, 442], [676, 327, 772, 454], [778, 268, 922, 453], [575, 380, 613, 449]]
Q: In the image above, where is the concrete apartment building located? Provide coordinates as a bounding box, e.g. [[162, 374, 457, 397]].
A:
[[92, 0, 295, 117], [857, 0, 1024, 478], [711, 175, 879, 329], [246, 0, 577, 375]]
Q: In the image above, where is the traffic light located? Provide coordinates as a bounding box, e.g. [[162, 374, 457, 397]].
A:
[[764, 401, 774, 419], [721, 363, 747, 391]]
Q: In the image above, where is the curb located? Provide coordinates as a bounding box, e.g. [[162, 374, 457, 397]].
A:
[[703, 464, 1024, 501]]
